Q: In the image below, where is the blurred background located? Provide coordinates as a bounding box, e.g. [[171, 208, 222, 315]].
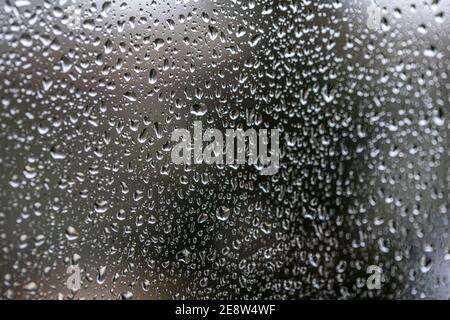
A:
[[0, 0, 448, 299]]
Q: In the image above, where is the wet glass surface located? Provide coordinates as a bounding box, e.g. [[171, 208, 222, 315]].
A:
[[0, 0, 449, 299]]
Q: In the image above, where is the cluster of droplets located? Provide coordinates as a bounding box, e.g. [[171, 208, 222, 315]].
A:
[[0, 0, 448, 299]]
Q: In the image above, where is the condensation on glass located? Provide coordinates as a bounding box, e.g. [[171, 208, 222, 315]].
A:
[[0, 0, 448, 299]]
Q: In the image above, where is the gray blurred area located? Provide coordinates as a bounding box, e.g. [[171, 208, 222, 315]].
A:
[[0, 0, 448, 299]]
